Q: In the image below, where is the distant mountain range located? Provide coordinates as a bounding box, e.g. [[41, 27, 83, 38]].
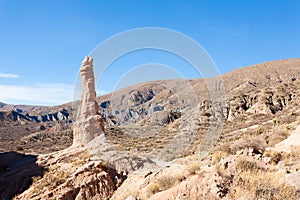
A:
[[1, 58, 300, 154], [0, 102, 6, 108]]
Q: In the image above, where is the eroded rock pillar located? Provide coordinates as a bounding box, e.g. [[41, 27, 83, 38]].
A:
[[73, 56, 104, 145]]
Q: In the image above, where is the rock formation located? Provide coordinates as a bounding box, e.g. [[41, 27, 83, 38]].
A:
[[2, 58, 300, 200], [14, 150, 119, 200], [73, 56, 104, 145], [269, 125, 300, 153]]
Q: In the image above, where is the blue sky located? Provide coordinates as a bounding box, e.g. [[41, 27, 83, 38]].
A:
[[0, 0, 299, 105]]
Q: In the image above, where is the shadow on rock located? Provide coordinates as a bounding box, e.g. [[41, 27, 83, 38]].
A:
[[0, 151, 45, 200]]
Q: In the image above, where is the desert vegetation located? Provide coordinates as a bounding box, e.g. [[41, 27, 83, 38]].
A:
[[1, 59, 300, 199]]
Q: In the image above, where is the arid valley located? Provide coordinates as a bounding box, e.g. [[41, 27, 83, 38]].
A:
[[1, 58, 300, 199]]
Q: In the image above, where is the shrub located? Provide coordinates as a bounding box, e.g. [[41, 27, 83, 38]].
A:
[[150, 173, 186, 195], [229, 157, 299, 199], [236, 157, 266, 173], [156, 175, 177, 191], [186, 161, 200, 175], [230, 135, 267, 154], [232, 169, 298, 199], [146, 183, 161, 196]]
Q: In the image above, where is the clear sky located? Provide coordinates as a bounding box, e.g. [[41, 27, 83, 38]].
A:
[[0, 0, 299, 105]]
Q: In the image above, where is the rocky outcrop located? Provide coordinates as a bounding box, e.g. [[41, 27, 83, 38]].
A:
[[5, 111, 31, 122], [33, 110, 69, 122], [129, 89, 155, 107], [73, 56, 104, 146], [0, 110, 70, 123], [227, 86, 296, 121], [268, 125, 300, 153], [110, 160, 230, 200], [54, 161, 116, 200], [14, 149, 120, 200]]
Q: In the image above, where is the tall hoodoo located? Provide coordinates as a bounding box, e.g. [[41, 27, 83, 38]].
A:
[[73, 56, 104, 145]]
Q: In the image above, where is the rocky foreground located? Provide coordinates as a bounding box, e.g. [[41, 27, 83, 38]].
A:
[[1, 58, 300, 199]]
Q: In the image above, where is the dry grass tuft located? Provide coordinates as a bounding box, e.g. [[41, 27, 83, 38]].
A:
[[232, 169, 299, 199], [231, 135, 266, 154], [212, 151, 228, 165], [146, 183, 161, 196], [266, 129, 290, 147], [156, 175, 178, 191], [146, 173, 186, 197], [215, 134, 267, 155], [186, 161, 200, 175], [228, 158, 299, 199]]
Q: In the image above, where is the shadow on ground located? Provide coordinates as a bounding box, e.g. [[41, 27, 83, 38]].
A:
[[0, 151, 45, 200]]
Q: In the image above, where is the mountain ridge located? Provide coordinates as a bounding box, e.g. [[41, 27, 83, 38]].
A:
[[1, 58, 300, 154], [1, 58, 300, 199], [1, 58, 299, 110]]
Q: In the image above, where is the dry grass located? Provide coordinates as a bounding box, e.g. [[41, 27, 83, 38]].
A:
[[28, 151, 90, 197], [215, 134, 267, 155], [232, 169, 298, 199], [146, 173, 186, 197], [212, 150, 228, 165], [186, 161, 200, 175], [31, 175, 43, 184], [235, 157, 267, 173], [213, 156, 300, 200], [31, 166, 73, 195], [156, 174, 184, 191], [146, 183, 161, 196], [212, 147, 300, 200], [266, 129, 290, 147]]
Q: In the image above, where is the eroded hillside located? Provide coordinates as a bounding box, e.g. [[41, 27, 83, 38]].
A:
[[1, 58, 300, 199]]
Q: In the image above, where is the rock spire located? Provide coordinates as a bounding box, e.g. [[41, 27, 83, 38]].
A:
[[73, 56, 104, 145]]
